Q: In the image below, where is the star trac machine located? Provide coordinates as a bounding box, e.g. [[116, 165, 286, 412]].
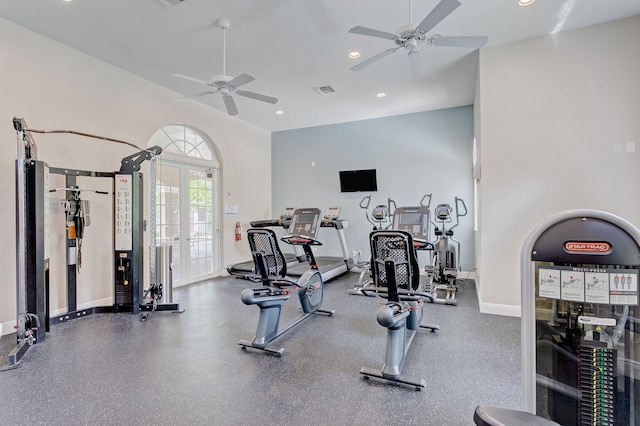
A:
[[521, 210, 640, 425]]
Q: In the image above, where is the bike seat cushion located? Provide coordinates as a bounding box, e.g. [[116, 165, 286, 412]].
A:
[[473, 406, 560, 426]]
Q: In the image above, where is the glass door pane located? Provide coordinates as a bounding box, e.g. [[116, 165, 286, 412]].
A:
[[156, 161, 218, 286], [188, 168, 215, 279], [156, 164, 182, 284]]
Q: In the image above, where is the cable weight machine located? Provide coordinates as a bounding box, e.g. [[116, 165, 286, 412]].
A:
[[4, 118, 181, 370]]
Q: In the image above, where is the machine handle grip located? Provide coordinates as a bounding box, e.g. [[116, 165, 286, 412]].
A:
[[359, 195, 371, 209], [455, 197, 468, 217], [420, 193, 432, 208]]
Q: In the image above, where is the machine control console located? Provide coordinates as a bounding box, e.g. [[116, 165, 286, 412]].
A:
[[392, 206, 431, 244]]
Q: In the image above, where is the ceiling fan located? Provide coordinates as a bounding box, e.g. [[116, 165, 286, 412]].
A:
[[348, 0, 487, 72], [174, 18, 278, 116]]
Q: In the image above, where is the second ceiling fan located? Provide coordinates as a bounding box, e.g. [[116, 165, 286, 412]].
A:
[[349, 0, 488, 72]]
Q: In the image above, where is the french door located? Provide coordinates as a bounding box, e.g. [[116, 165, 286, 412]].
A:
[[156, 160, 219, 286]]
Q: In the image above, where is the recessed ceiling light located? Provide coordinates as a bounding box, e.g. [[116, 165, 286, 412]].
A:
[[275, 110, 284, 115], [348, 51, 361, 59], [376, 92, 386, 98], [518, 0, 535, 6]]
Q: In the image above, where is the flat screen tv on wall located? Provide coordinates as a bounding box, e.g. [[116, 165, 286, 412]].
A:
[[339, 169, 377, 192]]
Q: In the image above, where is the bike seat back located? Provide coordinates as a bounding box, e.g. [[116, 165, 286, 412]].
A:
[[247, 228, 287, 280], [370, 230, 421, 301]]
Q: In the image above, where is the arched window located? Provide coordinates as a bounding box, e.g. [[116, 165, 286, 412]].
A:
[[149, 125, 216, 161], [149, 124, 220, 286]]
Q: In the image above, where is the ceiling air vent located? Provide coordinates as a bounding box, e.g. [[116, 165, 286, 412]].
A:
[[158, 0, 186, 7], [313, 86, 336, 95]]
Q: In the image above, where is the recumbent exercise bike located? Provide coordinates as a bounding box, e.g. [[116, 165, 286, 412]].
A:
[[238, 208, 334, 356], [360, 212, 439, 390]]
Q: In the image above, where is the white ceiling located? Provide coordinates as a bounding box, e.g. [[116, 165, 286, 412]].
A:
[[1, 0, 638, 132]]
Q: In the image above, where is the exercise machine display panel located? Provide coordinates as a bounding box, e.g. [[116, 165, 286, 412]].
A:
[[392, 206, 430, 241], [284, 206, 353, 282], [521, 211, 640, 426]]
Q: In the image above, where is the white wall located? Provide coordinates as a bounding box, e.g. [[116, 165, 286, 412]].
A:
[[476, 16, 640, 316], [0, 18, 271, 334]]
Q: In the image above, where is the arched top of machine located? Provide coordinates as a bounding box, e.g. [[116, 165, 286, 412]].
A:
[[531, 215, 640, 266]]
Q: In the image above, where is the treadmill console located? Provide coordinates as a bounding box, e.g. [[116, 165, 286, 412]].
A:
[[280, 207, 296, 220], [288, 208, 321, 240], [324, 206, 341, 221], [392, 206, 431, 241]]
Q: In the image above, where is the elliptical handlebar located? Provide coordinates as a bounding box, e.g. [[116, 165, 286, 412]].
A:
[[455, 197, 468, 217], [359, 195, 372, 210], [450, 197, 468, 231], [387, 198, 396, 218], [360, 195, 375, 228], [419, 193, 432, 208]]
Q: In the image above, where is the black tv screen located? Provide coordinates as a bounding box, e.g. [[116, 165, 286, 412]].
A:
[[339, 169, 377, 192]]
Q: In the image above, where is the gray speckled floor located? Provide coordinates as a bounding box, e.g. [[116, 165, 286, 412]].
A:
[[0, 274, 520, 426]]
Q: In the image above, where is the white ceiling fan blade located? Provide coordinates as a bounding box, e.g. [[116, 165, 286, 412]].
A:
[[430, 36, 488, 48], [173, 73, 212, 86], [351, 47, 400, 71], [236, 90, 278, 104], [176, 91, 217, 101], [227, 73, 255, 89], [348, 26, 398, 40], [223, 94, 239, 116], [416, 0, 461, 34]]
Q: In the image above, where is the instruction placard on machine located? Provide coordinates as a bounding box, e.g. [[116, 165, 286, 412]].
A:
[[115, 174, 133, 251], [538, 265, 638, 305]]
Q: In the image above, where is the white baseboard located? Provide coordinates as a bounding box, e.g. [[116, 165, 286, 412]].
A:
[[2, 320, 15, 337], [478, 301, 521, 317], [1, 297, 114, 337]]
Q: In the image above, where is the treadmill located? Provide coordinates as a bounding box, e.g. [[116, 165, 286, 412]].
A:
[[283, 206, 353, 282], [226, 207, 303, 278]]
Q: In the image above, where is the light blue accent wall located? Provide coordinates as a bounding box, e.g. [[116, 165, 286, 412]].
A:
[[271, 106, 475, 271]]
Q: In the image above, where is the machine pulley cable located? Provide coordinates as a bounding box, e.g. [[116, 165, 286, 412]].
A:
[[22, 128, 150, 152]]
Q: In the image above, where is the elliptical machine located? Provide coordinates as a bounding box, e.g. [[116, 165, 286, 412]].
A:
[[350, 196, 395, 296], [425, 197, 467, 305], [360, 195, 393, 230], [238, 208, 334, 356]]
